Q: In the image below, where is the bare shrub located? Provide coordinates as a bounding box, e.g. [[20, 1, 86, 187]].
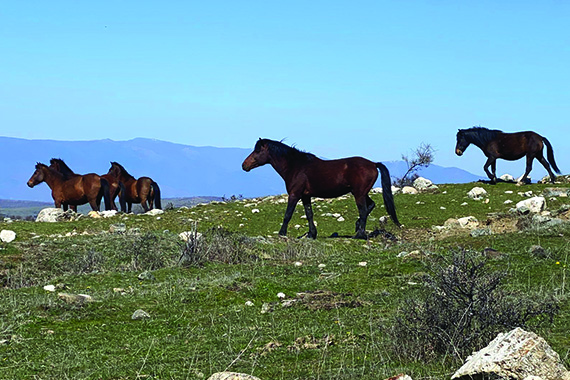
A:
[[393, 143, 435, 187], [386, 250, 559, 363], [179, 227, 258, 266]]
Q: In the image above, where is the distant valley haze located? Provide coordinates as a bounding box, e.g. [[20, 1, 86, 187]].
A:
[[2, 136, 485, 203]]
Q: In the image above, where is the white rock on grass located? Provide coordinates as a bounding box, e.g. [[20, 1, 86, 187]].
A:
[[467, 187, 487, 200], [500, 173, 515, 182], [452, 327, 570, 380], [0, 230, 16, 243], [207, 372, 261, 380], [179, 231, 202, 242], [100, 210, 118, 218], [413, 177, 438, 191], [131, 309, 151, 320], [516, 197, 546, 214], [370, 187, 383, 194], [458, 216, 479, 229], [145, 209, 164, 216], [402, 186, 418, 194]]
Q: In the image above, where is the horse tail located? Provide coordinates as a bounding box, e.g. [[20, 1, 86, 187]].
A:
[[118, 181, 127, 212], [376, 163, 401, 227], [151, 181, 162, 209], [100, 177, 112, 210], [543, 137, 561, 174]]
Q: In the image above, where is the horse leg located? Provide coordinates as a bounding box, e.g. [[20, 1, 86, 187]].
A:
[[70, 205, 77, 212], [519, 155, 534, 184], [483, 157, 496, 183], [127, 202, 133, 213], [537, 154, 557, 183], [89, 199, 100, 212], [279, 195, 300, 236], [301, 196, 317, 239], [354, 195, 369, 239], [62, 203, 68, 211]]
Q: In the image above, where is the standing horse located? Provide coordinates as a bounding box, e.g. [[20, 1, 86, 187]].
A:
[[49, 158, 126, 211], [27, 163, 111, 211], [455, 127, 561, 183], [242, 138, 400, 239], [107, 162, 161, 213]]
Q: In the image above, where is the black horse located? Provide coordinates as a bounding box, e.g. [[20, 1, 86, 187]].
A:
[[455, 127, 561, 183], [242, 138, 400, 239]]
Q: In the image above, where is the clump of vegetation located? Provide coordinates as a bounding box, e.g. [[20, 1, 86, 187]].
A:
[[393, 143, 435, 187], [387, 249, 559, 363], [179, 226, 259, 266]]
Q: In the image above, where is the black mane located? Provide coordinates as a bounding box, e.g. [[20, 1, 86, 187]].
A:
[[110, 162, 134, 178], [258, 139, 317, 162], [50, 158, 76, 177], [459, 126, 502, 147]]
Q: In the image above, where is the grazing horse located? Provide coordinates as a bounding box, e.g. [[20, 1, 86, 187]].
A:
[[455, 127, 561, 183], [49, 158, 126, 211], [242, 138, 400, 239], [27, 163, 111, 211], [107, 162, 161, 213]]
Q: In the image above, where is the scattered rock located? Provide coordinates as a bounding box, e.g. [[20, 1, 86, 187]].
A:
[[138, 271, 155, 281], [391, 186, 401, 195], [467, 187, 487, 200], [452, 327, 570, 380], [88, 211, 102, 219], [36, 208, 81, 222], [384, 375, 413, 380], [179, 231, 202, 242], [43, 285, 56, 292], [145, 209, 164, 216], [458, 216, 479, 229], [470, 228, 492, 237], [109, 223, 126, 234], [516, 197, 546, 214], [529, 245, 550, 259], [413, 177, 438, 191], [370, 187, 383, 194], [131, 309, 151, 320], [100, 210, 118, 218], [207, 372, 261, 380], [499, 173, 515, 182], [402, 186, 418, 195], [58, 292, 94, 305], [543, 187, 570, 198], [0, 230, 16, 243]]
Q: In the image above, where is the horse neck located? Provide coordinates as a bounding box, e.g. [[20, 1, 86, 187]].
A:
[[40, 168, 64, 189], [267, 153, 296, 180], [465, 131, 489, 150]]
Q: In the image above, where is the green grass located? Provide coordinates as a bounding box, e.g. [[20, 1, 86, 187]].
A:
[[1, 182, 569, 379]]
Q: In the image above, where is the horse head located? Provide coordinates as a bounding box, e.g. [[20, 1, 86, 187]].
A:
[[455, 129, 470, 156], [242, 138, 271, 172], [27, 163, 47, 188]]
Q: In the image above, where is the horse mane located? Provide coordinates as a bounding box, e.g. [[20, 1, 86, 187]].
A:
[[461, 126, 502, 146], [50, 158, 76, 177], [110, 162, 134, 178], [258, 139, 317, 162]]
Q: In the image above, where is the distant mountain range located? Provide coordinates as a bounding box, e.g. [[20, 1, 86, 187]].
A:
[[0, 136, 481, 203]]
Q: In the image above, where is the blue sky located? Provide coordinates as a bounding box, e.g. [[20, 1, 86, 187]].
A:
[[1, 1, 569, 178]]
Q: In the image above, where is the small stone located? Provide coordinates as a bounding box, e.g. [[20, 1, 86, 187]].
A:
[[137, 271, 155, 281], [145, 209, 164, 216], [58, 292, 94, 305], [131, 309, 151, 320], [358, 261, 367, 267], [207, 372, 261, 380], [43, 285, 56, 292], [109, 223, 126, 234], [245, 301, 254, 307], [277, 292, 286, 299]]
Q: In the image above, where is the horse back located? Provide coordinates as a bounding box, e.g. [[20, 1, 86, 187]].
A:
[[299, 157, 378, 198], [492, 131, 544, 160]]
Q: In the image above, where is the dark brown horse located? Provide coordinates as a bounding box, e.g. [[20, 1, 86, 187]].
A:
[[107, 162, 161, 213], [242, 139, 400, 239], [49, 158, 126, 211], [455, 127, 561, 183], [27, 163, 111, 211]]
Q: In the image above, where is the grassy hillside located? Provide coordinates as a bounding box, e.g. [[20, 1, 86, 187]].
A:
[[1, 182, 569, 379]]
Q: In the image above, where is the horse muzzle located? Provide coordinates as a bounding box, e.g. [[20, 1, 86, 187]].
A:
[[455, 148, 463, 156], [242, 158, 256, 172], [27, 180, 35, 188]]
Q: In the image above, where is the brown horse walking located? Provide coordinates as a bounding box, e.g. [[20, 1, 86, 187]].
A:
[[455, 127, 561, 183], [49, 158, 126, 211], [27, 163, 111, 211], [242, 138, 400, 239], [107, 162, 161, 213]]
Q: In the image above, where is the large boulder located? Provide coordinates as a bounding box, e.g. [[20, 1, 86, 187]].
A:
[[452, 327, 570, 380], [402, 186, 418, 195], [36, 208, 81, 222]]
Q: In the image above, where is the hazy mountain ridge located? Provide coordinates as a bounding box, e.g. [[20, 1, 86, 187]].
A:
[[0, 136, 481, 202]]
